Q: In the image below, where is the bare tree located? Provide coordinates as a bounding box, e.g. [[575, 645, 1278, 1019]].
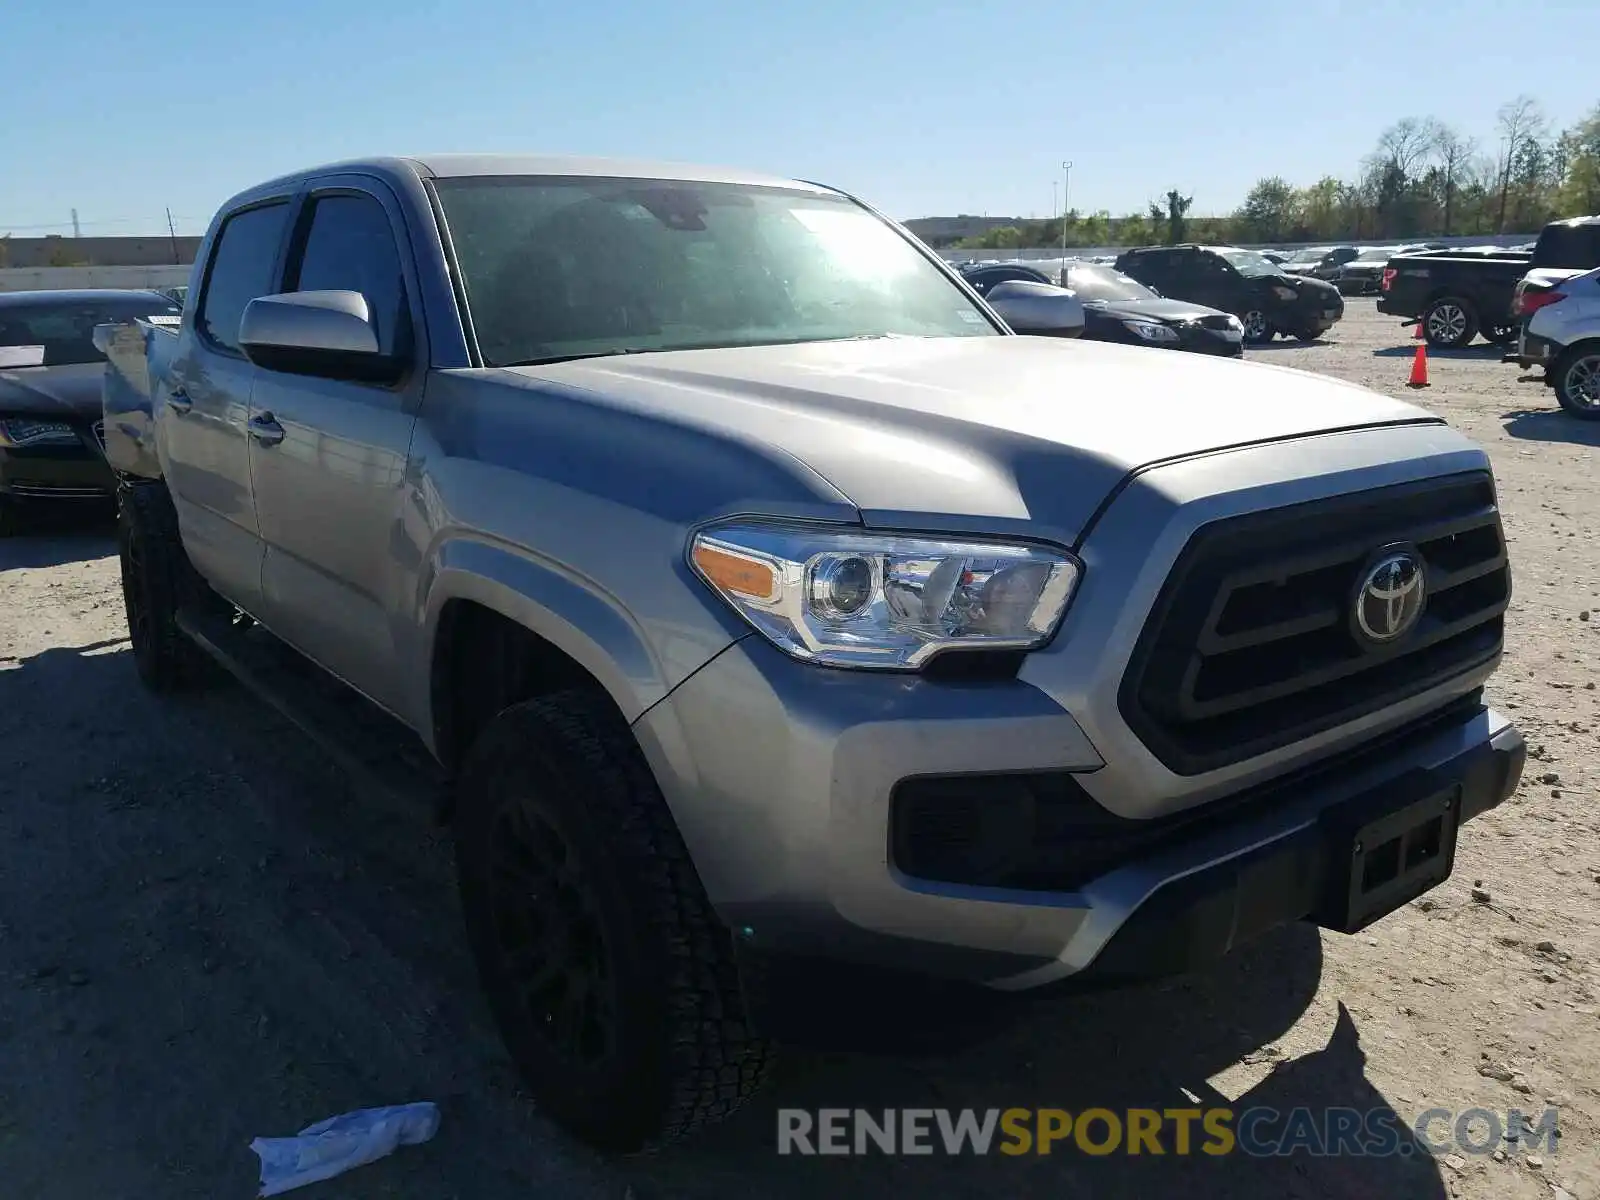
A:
[[1495, 95, 1549, 232], [1426, 119, 1478, 235], [1376, 117, 1434, 179]]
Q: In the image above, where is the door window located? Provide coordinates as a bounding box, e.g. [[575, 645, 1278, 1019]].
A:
[[287, 193, 408, 356], [196, 202, 291, 353]]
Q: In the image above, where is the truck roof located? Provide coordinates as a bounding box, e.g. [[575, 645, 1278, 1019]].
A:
[[233, 154, 836, 200]]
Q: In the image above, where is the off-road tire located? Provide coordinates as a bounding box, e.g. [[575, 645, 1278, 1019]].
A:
[[453, 691, 773, 1153], [1422, 295, 1479, 349], [1552, 342, 1600, 420], [118, 483, 208, 691]]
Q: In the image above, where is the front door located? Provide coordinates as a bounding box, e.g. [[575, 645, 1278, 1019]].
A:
[[162, 199, 292, 613], [248, 181, 427, 716]]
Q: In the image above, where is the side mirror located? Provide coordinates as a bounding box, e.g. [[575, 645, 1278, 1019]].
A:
[[984, 280, 1086, 338], [239, 291, 402, 383]]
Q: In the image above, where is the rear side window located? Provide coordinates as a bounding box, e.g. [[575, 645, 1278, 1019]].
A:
[[197, 202, 290, 353], [1535, 223, 1600, 270], [286, 193, 408, 357]]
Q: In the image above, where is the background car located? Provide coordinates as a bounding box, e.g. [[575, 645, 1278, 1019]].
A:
[[963, 261, 1245, 356], [1336, 244, 1430, 295], [1114, 244, 1345, 344], [0, 289, 182, 533], [1515, 264, 1600, 417], [1283, 245, 1361, 280]]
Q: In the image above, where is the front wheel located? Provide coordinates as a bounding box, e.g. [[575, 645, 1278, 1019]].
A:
[[1240, 310, 1274, 344], [1422, 296, 1478, 349], [453, 692, 773, 1153], [1553, 344, 1600, 420]]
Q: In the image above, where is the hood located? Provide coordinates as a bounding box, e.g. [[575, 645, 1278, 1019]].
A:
[[510, 336, 1437, 541], [1281, 273, 1341, 301], [1084, 296, 1226, 322], [0, 362, 104, 420]]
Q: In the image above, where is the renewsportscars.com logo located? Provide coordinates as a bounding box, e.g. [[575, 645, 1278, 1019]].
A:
[[777, 1106, 1559, 1158]]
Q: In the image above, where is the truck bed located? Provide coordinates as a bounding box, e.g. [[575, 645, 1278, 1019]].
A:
[[96, 316, 178, 481]]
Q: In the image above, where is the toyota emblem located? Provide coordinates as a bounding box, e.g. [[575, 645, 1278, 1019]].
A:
[[1353, 549, 1427, 645]]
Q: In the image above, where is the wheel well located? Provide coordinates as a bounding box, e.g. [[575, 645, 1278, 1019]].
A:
[[430, 600, 615, 772], [1424, 290, 1477, 314]]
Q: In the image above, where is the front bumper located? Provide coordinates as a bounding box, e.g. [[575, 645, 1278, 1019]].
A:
[[636, 633, 1522, 991], [0, 424, 115, 501]]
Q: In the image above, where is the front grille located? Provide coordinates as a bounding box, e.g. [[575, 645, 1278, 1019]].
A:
[[1119, 472, 1509, 775], [7, 482, 108, 499]]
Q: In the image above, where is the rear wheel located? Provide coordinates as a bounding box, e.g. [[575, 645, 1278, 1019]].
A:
[[1553, 343, 1600, 420], [1422, 296, 1478, 349], [453, 691, 772, 1153], [118, 484, 209, 691], [1241, 310, 1274, 344]]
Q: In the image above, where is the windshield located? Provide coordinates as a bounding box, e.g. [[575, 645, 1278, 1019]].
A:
[[1218, 249, 1285, 278], [1064, 264, 1157, 302], [1352, 248, 1394, 263], [1285, 248, 1325, 264], [0, 295, 181, 366], [434, 176, 998, 366]]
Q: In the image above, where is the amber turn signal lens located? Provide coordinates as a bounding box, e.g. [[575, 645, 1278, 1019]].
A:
[[692, 542, 780, 603]]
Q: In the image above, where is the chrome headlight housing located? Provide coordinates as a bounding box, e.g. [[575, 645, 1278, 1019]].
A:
[[689, 521, 1083, 670], [1121, 319, 1180, 343], [0, 418, 79, 448]]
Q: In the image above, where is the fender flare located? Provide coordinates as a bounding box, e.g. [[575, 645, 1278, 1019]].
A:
[[418, 536, 672, 732]]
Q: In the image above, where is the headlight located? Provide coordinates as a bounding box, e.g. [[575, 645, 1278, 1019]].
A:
[[1121, 320, 1179, 343], [689, 522, 1083, 669], [0, 418, 79, 448], [1271, 285, 1298, 301]]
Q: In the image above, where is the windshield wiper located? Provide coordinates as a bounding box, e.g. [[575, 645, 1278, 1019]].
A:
[[493, 348, 653, 368]]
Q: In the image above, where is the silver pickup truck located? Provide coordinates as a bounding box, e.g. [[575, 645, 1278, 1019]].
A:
[[102, 154, 1525, 1153]]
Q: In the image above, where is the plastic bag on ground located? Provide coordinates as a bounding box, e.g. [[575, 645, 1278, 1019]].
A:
[[249, 1101, 440, 1196]]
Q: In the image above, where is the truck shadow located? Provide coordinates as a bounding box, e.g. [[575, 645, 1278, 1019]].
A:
[[1501, 408, 1600, 446], [627, 943, 1446, 1200], [1370, 345, 1505, 361], [0, 639, 1443, 1200]]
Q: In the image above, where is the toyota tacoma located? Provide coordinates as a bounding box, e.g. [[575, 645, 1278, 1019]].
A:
[[101, 154, 1524, 1153]]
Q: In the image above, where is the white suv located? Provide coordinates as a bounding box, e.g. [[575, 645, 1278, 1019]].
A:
[[1520, 264, 1600, 418]]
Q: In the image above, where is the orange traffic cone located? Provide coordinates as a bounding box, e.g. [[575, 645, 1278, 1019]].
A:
[[1406, 343, 1430, 388], [1413, 319, 1425, 340]]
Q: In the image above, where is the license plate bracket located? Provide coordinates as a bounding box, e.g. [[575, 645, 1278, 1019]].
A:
[[1321, 787, 1460, 934]]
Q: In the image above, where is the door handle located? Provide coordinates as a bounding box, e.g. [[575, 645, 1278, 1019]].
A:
[[248, 412, 285, 447], [166, 388, 193, 415]]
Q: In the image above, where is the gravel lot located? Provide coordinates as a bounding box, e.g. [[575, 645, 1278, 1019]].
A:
[[1, 299, 1596, 1200]]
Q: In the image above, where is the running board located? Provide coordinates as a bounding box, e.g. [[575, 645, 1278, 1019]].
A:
[[175, 607, 451, 822]]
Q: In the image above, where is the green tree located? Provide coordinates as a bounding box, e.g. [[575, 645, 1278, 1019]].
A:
[[1556, 104, 1600, 214], [1149, 189, 1193, 244], [1238, 176, 1299, 241]]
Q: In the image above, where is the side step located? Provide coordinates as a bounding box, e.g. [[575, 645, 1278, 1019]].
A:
[[175, 607, 452, 822]]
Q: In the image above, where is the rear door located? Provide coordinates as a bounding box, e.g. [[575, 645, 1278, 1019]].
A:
[[162, 199, 292, 612], [248, 178, 427, 716], [1175, 251, 1240, 311], [1121, 250, 1176, 294]]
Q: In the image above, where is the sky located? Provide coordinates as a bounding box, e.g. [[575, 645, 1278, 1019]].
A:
[[3, 0, 1596, 238]]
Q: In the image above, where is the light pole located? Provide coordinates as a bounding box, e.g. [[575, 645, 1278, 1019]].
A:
[[1060, 161, 1073, 283]]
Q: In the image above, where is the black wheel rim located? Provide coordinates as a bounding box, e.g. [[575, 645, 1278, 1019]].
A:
[[488, 797, 616, 1066], [121, 526, 154, 668]]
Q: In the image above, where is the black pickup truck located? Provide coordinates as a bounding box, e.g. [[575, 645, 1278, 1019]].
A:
[[1377, 217, 1600, 348]]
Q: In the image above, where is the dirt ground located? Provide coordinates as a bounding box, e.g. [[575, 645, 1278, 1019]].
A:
[[1, 299, 1596, 1200]]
